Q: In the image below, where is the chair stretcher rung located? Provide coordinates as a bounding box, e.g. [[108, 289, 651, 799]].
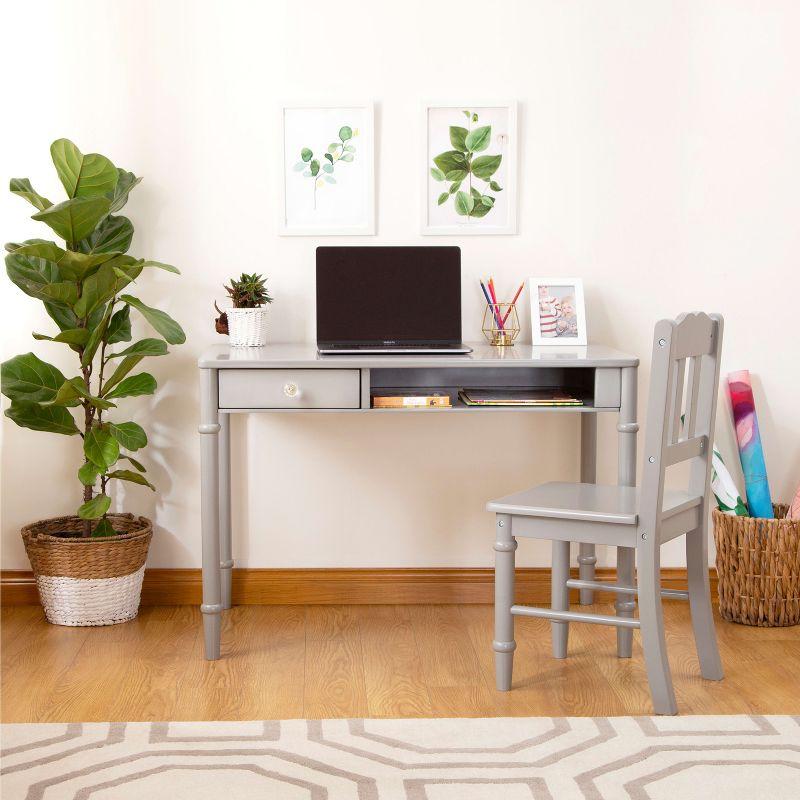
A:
[[565, 578, 689, 601], [510, 604, 641, 628]]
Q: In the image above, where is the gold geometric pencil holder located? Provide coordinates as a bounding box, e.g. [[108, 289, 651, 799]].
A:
[[482, 303, 521, 347]]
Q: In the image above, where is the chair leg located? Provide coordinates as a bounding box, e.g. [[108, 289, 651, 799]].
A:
[[638, 543, 678, 715], [686, 526, 723, 680], [551, 540, 570, 659], [493, 514, 517, 691], [616, 546, 635, 658]]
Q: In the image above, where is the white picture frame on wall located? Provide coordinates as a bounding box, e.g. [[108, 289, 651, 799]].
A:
[[421, 101, 517, 235], [529, 277, 588, 346], [279, 102, 375, 236]]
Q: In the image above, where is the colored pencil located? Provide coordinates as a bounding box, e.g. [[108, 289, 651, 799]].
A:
[[501, 282, 525, 326], [487, 278, 504, 329], [479, 279, 503, 329]]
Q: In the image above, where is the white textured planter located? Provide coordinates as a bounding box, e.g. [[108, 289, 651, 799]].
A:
[[37, 567, 146, 626], [227, 307, 268, 347]]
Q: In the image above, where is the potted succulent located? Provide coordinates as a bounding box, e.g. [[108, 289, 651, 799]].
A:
[[1, 139, 183, 626], [214, 273, 272, 347]]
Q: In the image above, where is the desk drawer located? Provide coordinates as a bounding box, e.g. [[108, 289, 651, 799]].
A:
[[219, 369, 361, 409]]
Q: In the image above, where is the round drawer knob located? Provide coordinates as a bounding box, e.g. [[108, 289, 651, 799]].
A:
[[283, 382, 300, 398]]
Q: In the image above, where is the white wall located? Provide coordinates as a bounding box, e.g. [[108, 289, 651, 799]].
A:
[[2, 0, 798, 570]]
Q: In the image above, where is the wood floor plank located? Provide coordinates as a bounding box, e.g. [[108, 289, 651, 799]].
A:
[[304, 605, 368, 719], [1, 603, 798, 721], [357, 605, 432, 718]]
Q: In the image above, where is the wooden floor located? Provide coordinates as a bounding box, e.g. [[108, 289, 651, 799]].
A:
[[2, 602, 798, 722]]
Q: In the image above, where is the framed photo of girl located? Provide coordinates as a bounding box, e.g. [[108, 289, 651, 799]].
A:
[[529, 277, 587, 346]]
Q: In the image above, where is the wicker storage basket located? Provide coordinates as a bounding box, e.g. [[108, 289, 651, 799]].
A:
[[227, 307, 267, 347], [713, 504, 800, 627], [21, 513, 152, 627]]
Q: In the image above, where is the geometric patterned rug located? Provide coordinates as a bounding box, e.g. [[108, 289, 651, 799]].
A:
[[2, 716, 799, 799]]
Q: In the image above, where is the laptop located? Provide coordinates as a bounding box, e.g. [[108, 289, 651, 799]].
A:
[[316, 246, 472, 355]]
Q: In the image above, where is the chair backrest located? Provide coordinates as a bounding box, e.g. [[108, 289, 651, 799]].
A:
[[639, 312, 724, 532]]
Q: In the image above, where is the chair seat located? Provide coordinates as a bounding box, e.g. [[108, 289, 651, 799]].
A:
[[486, 482, 702, 525]]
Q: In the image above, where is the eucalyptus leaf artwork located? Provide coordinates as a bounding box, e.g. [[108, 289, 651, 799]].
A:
[[293, 124, 359, 210], [430, 110, 502, 220], [423, 104, 517, 235], [1, 139, 183, 537]]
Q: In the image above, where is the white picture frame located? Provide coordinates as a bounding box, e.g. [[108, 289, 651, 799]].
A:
[[529, 277, 588, 346], [279, 102, 375, 236], [421, 101, 517, 236]]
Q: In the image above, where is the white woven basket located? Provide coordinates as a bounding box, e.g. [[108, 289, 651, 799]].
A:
[[227, 307, 268, 347], [36, 566, 146, 626]]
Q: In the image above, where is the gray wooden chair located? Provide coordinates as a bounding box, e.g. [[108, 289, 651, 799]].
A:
[[487, 313, 725, 715]]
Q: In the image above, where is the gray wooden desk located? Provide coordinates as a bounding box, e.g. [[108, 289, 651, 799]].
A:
[[197, 343, 639, 659]]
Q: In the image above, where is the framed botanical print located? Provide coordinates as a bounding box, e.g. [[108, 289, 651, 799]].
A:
[[421, 102, 517, 235], [280, 103, 375, 235], [529, 277, 587, 346]]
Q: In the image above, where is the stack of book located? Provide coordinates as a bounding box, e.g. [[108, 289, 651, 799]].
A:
[[458, 388, 583, 407], [371, 392, 452, 409]]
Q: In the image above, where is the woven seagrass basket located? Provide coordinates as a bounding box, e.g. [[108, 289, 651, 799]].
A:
[[21, 513, 152, 627], [713, 504, 799, 627]]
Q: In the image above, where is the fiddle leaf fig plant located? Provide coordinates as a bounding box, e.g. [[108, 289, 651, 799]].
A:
[[1, 139, 184, 537]]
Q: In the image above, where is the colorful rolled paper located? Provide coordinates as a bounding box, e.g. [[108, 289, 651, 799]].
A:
[[711, 446, 748, 516], [727, 370, 773, 519]]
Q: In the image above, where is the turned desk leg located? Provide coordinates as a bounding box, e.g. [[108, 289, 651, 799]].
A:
[[219, 412, 233, 611], [616, 366, 639, 657], [578, 415, 598, 605], [199, 369, 222, 660]]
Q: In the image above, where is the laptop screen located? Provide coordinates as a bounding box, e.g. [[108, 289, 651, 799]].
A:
[[316, 246, 462, 345]]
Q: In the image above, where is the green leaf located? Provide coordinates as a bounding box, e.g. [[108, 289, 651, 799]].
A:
[[57, 250, 120, 281], [119, 454, 147, 472], [343, 144, 355, 152], [104, 372, 157, 399], [91, 517, 116, 537], [301, 148, 313, 162], [107, 169, 142, 213], [472, 112, 478, 122], [77, 493, 112, 520], [10, 178, 52, 211], [107, 338, 168, 359], [39, 281, 79, 306], [84, 425, 120, 469], [322, 163, 334, 174], [454, 191, 475, 216], [437, 192, 449, 206], [33, 328, 90, 346], [109, 421, 147, 451], [470, 187, 482, 199], [462, 110, 471, 119], [50, 139, 118, 198], [449, 126, 468, 151], [471, 154, 502, 180], [433, 150, 467, 175], [51, 377, 116, 410], [80, 304, 113, 367], [465, 125, 491, 153], [5, 252, 63, 303], [324, 153, 334, 164], [6, 240, 65, 261], [106, 469, 155, 490], [469, 200, 493, 218], [78, 462, 100, 486], [481, 195, 495, 207], [119, 294, 185, 344], [430, 167, 446, 182], [102, 355, 143, 394], [1, 353, 67, 402], [445, 169, 467, 182], [340, 153, 354, 162], [77, 215, 133, 255], [139, 260, 180, 274], [106, 305, 132, 344], [5, 400, 79, 435], [72, 257, 140, 318], [324, 176, 336, 184], [32, 196, 111, 245], [327, 143, 340, 153], [310, 159, 320, 176], [448, 181, 462, 195], [489, 180, 503, 192], [339, 126, 352, 141]]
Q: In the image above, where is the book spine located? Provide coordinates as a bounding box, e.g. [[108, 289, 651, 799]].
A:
[[372, 396, 451, 408]]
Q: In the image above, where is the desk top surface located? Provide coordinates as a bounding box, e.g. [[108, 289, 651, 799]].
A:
[[198, 342, 639, 369]]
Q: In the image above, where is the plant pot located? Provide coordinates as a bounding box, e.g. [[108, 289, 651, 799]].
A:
[[21, 513, 152, 627], [227, 307, 268, 347]]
